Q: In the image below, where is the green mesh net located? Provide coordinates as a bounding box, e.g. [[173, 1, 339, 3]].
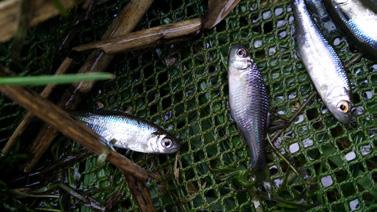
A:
[[1, 0, 377, 211]]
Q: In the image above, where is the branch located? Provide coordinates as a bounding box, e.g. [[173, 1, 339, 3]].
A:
[[73, 18, 202, 54], [203, 0, 240, 29]]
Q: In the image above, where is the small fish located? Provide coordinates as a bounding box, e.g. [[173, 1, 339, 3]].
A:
[[74, 111, 180, 154], [324, 0, 377, 59], [228, 45, 269, 170], [293, 0, 353, 124], [305, 0, 338, 34]]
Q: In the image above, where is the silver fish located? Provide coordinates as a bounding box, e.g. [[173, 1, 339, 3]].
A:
[[228, 45, 269, 170], [324, 0, 377, 59], [75, 112, 180, 154], [293, 0, 353, 124], [305, 0, 338, 34]]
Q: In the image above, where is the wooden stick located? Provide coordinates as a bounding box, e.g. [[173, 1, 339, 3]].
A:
[[2, 57, 73, 155], [124, 174, 155, 212], [0, 0, 81, 43], [0, 84, 149, 181], [202, 0, 240, 29], [25, 0, 153, 172], [73, 18, 202, 54]]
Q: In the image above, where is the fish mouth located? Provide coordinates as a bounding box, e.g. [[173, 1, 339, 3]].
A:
[[171, 143, 181, 153], [165, 142, 181, 154]]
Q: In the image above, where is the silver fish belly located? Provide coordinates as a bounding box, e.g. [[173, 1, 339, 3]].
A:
[[293, 0, 353, 124], [75, 112, 180, 154], [228, 45, 269, 170], [324, 0, 377, 59]]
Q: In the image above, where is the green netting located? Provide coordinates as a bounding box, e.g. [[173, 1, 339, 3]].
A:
[[1, 0, 377, 211]]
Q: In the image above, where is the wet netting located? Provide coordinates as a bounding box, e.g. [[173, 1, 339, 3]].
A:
[[0, 0, 377, 211]]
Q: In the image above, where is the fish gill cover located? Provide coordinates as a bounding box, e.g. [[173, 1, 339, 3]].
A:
[[0, 0, 376, 211]]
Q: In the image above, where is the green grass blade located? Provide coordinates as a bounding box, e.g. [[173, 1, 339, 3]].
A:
[[0, 72, 114, 86]]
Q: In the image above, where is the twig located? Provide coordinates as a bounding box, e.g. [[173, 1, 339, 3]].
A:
[[344, 53, 363, 69], [10, 189, 59, 199], [58, 183, 105, 211], [203, 0, 240, 29], [13, 151, 90, 185], [2, 57, 73, 155], [267, 92, 317, 176], [25, 0, 153, 172], [73, 18, 202, 54], [104, 190, 124, 211], [0, 83, 149, 180], [124, 174, 155, 212]]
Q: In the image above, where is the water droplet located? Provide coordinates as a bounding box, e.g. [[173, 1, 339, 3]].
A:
[[321, 175, 333, 187], [279, 31, 287, 38], [262, 10, 272, 20], [277, 110, 286, 115], [289, 143, 300, 154], [274, 178, 283, 187], [288, 15, 294, 23], [321, 108, 329, 114], [349, 199, 360, 211], [275, 7, 284, 16], [288, 92, 297, 100], [345, 151, 356, 161], [253, 200, 261, 208], [372, 64, 377, 72], [354, 67, 363, 76], [276, 19, 287, 28], [254, 40, 263, 48], [249, 3, 258, 11], [360, 144, 372, 156], [164, 111, 173, 121], [364, 90, 374, 100], [303, 138, 314, 148], [295, 114, 305, 124], [333, 37, 341, 46], [274, 137, 285, 154], [287, 5, 292, 12], [268, 47, 277, 55], [360, 79, 369, 87], [205, 42, 212, 49]]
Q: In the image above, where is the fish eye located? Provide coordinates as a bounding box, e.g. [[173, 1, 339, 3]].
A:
[[236, 48, 247, 57], [337, 101, 349, 113], [162, 139, 172, 148]]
